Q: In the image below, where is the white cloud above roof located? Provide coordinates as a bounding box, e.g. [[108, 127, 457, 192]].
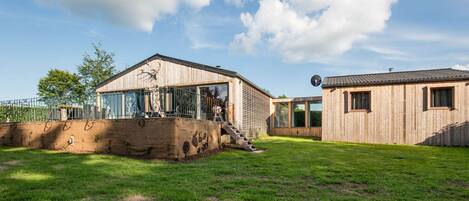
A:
[[452, 64, 469, 71], [231, 0, 398, 63], [36, 0, 211, 32]]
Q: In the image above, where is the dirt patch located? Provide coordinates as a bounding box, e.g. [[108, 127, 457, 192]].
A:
[[51, 164, 66, 171], [206, 197, 219, 201], [3, 160, 21, 166], [171, 148, 224, 163], [0, 165, 8, 172], [251, 149, 267, 154], [122, 195, 154, 201], [321, 182, 371, 196], [447, 180, 469, 189]]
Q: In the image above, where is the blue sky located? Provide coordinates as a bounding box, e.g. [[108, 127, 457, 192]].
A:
[[0, 0, 469, 100]]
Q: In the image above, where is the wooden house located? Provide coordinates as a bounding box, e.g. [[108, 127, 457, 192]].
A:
[[96, 54, 272, 138], [322, 68, 469, 146]]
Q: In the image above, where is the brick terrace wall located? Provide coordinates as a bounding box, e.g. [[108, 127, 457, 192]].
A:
[[241, 83, 271, 138], [0, 118, 221, 160]]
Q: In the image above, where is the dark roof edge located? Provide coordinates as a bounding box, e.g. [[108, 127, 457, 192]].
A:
[[324, 68, 454, 79], [322, 77, 469, 89], [96, 53, 274, 98]]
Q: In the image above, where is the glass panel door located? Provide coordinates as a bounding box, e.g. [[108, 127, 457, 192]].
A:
[[198, 84, 228, 121]]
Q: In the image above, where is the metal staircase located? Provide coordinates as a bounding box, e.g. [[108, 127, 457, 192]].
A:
[[222, 122, 256, 152]]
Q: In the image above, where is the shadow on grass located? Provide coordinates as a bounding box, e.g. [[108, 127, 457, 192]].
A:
[[1, 137, 469, 201]]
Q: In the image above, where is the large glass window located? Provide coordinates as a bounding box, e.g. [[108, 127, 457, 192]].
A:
[[275, 103, 289, 128], [292, 103, 306, 127], [309, 102, 322, 127], [101, 90, 145, 119], [431, 87, 453, 108], [351, 92, 371, 110], [124, 91, 145, 118], [199, 84, 228, 120], [174, 87, 197, 118], [101, 93, 123, 119]]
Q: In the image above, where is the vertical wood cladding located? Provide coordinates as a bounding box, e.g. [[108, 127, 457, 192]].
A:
[[322, 81, 469, 146], [241, 83, 271, 138]]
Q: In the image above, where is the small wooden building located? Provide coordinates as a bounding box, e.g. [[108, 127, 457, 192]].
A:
[[322, 68, 469, 146], [96, 54, 273, 138], [269, 97, 322, 138]]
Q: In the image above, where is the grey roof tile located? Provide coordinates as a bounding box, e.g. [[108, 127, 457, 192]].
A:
[[322, 68, 469, 88]]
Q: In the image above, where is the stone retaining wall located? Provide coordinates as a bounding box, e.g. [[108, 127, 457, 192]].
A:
[[0, 118, 221, 160]]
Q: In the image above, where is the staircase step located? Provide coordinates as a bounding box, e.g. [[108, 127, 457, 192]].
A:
[[223, 122, 256, 152]]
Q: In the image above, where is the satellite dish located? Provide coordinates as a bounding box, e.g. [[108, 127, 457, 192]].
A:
[[311, 75, 322, 87]]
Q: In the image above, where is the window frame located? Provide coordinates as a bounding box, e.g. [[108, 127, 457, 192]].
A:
[[291, 102, 306, 128], [308, 101, 322, 127], [349, 91, 371, 112], [274, 102, 289, 128], [429, 86, 455, 110]]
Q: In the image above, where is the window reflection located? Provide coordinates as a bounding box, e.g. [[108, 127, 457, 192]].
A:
[[309, 102, 322, 127], [292, 103, 306, 127], [275, 103, 289, 128], [199, 84, 228, 120]]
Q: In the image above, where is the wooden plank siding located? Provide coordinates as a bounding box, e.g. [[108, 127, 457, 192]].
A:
[[96, 59, 234, 93], [270, 127, 322, 138], [322, 81, 469, 146]]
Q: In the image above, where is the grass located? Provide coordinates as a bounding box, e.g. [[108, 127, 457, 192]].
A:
[[1, 137, 469, 201]]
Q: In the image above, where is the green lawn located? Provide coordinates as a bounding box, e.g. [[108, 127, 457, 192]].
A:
[[1, 137, 469, 201]]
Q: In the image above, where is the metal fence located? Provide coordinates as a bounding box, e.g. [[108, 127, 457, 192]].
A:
[[0, 98, 101, 123], [0, 88, 229, 123], [157, 87, 228, 121]]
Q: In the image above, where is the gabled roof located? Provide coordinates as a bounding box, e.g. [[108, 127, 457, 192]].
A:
[[322, 68, 469, 88], [96, 53, 274, 98]]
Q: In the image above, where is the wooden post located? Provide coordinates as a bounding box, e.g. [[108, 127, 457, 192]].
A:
[[60, 108, 68, 121], [305, 101, 309, 128], [288, 102, 292, 128]]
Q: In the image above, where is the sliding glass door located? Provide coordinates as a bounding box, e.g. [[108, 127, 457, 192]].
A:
[[101, 90, 145, 119], [198, 84, 228, 120]]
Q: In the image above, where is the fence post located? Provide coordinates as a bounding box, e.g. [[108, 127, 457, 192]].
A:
[[60, 108, 68, 121]]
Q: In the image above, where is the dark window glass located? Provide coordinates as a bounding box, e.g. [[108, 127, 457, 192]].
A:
[[275, 103, 289, 128], [351, 92, 371, 110], [292, 103, 306, 127], [199, 84, 228, 120], [431, 88, 453, 108], [309, 102, 322, 127]]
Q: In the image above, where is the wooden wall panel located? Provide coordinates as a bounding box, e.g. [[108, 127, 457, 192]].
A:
[[271, 127, 322, 138], [322, 81, 469, 146], [96, 59, 234, 93]]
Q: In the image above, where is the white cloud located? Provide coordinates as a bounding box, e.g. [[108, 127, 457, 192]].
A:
[[36, 0, 211, 32], [225, 0, 247, 7], [389, 28, 469, 48], [183, 14, 237, 50], [231, 0, 397, 63], [360, 45, 412, 61], [452, 64, 469, 71]]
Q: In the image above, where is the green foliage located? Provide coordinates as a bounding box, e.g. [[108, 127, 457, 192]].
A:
[[78, 43, 116, 102], [1, 137, 469, 200], [37, 69, 85, 105], [278, 94, 288, 98], [0, 105, 50, 122], [309, 111, 322, 127]]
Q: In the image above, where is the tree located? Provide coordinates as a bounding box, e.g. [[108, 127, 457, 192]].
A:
[[278, 94, 288, 99], [38, 69, 85, 105], [78, 43, 116, 102]]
